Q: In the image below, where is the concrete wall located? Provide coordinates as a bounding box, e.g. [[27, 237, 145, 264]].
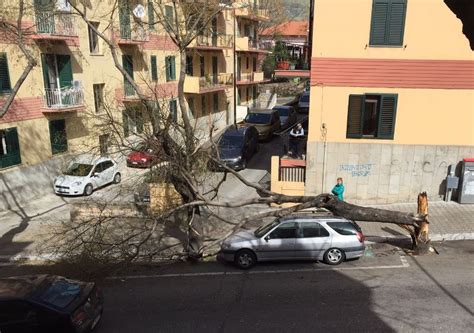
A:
[[305, 141, 474, 204]]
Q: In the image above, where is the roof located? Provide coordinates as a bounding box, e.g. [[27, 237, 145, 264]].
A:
[[0, 275, 48, 299], [261, 21, 309, 37]]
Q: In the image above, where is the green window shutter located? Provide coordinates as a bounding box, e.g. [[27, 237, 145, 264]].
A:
[[387, 0, 407, 46], [1, 127, 21, 168], [49, 119, 68, 154], [136, 110, 144, 133], [40, 54, 50, 90], [119, 0, 131, 39], [165, 5, 174, 23], [151, 55, 158, 81], [369, 0, 390, 46], [147, 0, 155, 29], [165, 56, 170, 81], [56, 55, 72, 88], [188, 97, 195, 117], [122, 55, 134, 96], [122, 110, 129, 137], [377, 94, 398, 139], [170, 56, 176, 80], [346, 95, 364, 138], [170, 100, 177, 121], [0, 53, 12, 93]]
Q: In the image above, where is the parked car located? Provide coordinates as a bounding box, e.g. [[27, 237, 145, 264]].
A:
[[219, 210, 365, 269], [209, 125, 259, 171], [272, 105, 298, 129], [297, 91, 310, 113], [0, 275, 103, 333], [126, 141, 162, 168], [53, 156, 120, 196], [243, 109, 281, 140]]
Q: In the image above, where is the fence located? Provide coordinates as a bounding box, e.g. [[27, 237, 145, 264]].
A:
[[44, 86, 84, 108], [35, 12, 76, 36]]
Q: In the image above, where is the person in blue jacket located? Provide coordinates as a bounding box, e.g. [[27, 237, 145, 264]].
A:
[[331, 177, 344, 200]]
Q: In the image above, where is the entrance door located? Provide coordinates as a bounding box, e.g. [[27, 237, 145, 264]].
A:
[[0, 128, 21, 169], [122, 55, 134, 96], [49, 119, 68, 155], [212, 56, 218, 84]]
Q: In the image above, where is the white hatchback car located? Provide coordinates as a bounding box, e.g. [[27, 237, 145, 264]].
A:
[[53, 156, 121, 196]]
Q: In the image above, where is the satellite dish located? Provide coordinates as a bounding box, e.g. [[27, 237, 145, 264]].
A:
[[133, 4, 146, 19]]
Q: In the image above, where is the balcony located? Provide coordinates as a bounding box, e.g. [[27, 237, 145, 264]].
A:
[[274, 61, 310, 78], [236, 72, 268, 85], [270, 156, 305, 200], [32, 12, 77, 41], [184, 73, 233, 94], [235, 6, 269, 21], [188, 34, 233, 50], [236, 37, 267, 53], [117, 22, 148, 45], [42, 85, 84, 111]]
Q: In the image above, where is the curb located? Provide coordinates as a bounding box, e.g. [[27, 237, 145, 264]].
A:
[[365, 232, 474, 244]]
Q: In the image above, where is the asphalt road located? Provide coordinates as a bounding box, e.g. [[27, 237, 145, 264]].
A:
[[95, 240, 474, 333]]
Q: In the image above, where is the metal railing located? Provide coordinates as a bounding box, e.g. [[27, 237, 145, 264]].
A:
[[35, 12, 76, 36], [199, 73, 233, 89], [279, 166, 306, 182], [119, 22, 148, 42], [237, 72, 252, 82], [196, 34, 233, 48], [44, 85, 84, 108]]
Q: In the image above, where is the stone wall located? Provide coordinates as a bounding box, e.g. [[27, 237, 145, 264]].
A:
[[305, 142, 474, 204]]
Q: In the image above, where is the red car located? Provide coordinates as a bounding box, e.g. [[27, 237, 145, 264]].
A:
[[126, 143, 161, 168]]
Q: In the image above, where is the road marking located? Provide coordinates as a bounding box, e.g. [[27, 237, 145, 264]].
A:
[[107, 254, 409, 280]]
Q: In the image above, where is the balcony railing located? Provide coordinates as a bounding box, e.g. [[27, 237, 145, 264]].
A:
[[199, 73, 233, 89], [237, 72, 265, 83], [119, 22, 148, 43], [44, 85, 84, 109], [195, 34, 233, 48], [35, 12, 76, 36]]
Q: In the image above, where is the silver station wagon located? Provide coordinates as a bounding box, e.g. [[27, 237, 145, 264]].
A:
[[219, 211, 365, 269]]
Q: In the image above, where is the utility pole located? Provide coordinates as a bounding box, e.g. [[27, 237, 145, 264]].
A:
[[233, 7, 237, 128]]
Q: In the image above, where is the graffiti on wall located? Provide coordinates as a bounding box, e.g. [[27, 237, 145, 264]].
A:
[[339, 164, 373, 177]]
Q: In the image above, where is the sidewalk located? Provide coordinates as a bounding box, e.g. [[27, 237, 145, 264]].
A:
[[359, 201, 474, 242]]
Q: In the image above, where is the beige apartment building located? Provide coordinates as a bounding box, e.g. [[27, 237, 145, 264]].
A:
[[272, 0, 474, 204], [0, 0, 269, 207]]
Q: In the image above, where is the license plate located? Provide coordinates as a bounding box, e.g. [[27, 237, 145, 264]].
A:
[[132, 162, 138, 165]]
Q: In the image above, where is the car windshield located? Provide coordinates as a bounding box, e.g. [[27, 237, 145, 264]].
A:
[[274, 107, 289, 117], [300, 94, 309, 103], [219, 135, 243, 148], [39, 280, 82, 309], [254, 219, 280, 238], [64, 163, 93, 177], [245, 113, 271, 124]]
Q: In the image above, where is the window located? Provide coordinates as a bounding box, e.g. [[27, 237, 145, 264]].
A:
[[201, 95, 207, 116], [269, 222, 297, 239], [369, 0, 407, 46], [88, 22, 100, 54], [299, 222, 330, 238], [99, 134, 109, 155], [169, 99, 178, 122], [93, 84, 104, 113], [188, 97, 195, 117], [213, 93, 219, 113], [186, 55, 193, 76], [327, 222, 362, 236], [246, 57, 249, 69], [165, 56, 176, 81], [122, 54, 134, 96], [150, 55, 158, 81], [346, 94, 398, 139], [200, 56, 205, 77], [122, 107, 143, 137], [253, 57, 257, 72], [165, 5, 174, 23], [0, 53, 12, 93], [0, 127, 21, 169], [49, 119, 68, 155], [147, 0, 155, 29]]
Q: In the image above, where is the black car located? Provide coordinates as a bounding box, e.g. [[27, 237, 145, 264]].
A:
[[210, 125, 259, 171], [272, 105, 298, 129], [0, 275, 103, 333], [297, 91, 310, 113]]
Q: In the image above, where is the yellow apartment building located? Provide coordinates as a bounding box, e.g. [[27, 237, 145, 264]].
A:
[[0, 0, 269, 207], [273, 0, 474, 204]]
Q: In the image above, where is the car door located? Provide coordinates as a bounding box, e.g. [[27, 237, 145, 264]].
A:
[[256, 222, 297, 260], [294, 221, 332, 259], [101, 160, 115, 184], [0, 300, 40, 332], [90, 162, 104, 188]]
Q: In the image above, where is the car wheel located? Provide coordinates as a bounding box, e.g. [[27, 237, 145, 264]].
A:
[[84, 184, 93, 196], [324, 248, 345, 265], [113, 173, 121, 184], [235, 249, 256, 269]]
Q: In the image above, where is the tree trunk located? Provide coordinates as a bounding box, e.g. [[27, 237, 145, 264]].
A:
[[413, 192, 431, 254]]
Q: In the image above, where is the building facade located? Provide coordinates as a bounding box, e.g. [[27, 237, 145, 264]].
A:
[[304, 0, 474, 204], [0, 0, 269, 207]]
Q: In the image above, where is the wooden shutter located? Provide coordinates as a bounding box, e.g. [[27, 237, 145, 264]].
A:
[[136, 110, 144, 134], [377, 94, 397, 139], [151, 55, 158, 81], [346, 95, 364, 138], [119, 0, 131, 39], [170, 100, 177, 121], [0, 53, 12, 92], [56, 55, 72, 88], [40, 54, 50, 90], [147, 0, 155, 29], [170, 56, 176, 80], [387, 0, 407, 46], [122, 55, 134, 96], [165, 56, 170, 81], [165, 5, 174, 23], [369, 0, 389, 45], [122, 110, 129, 137]]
